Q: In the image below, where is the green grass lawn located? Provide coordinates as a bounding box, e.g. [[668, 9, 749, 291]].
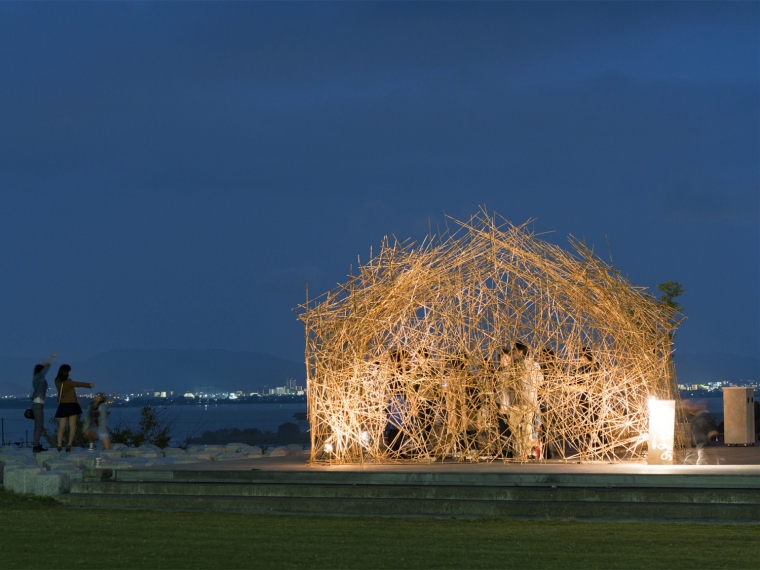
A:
[[0, 490, 757, 569]]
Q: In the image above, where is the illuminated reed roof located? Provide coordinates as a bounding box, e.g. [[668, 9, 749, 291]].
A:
[[297, 210, 681, 464]]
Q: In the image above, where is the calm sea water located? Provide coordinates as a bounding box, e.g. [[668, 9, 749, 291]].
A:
[[0, 398, 725, 447], [109, 403, 308, 441], [702, 398, 723, 414], [1, 402, 307, 447]]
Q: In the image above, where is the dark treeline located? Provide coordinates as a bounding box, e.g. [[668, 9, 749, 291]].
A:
[[188, 421, 309, 446]]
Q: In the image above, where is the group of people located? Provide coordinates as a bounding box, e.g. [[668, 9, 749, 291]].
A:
[[383, 341, 549, 460], [380, 340, 614, 461], [494, 342, 545, 459], [29, 354, 111, 453]]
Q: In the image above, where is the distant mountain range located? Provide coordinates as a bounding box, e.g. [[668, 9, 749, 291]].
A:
[[0, 349, 756, 398], [0, 349, 305, 397]]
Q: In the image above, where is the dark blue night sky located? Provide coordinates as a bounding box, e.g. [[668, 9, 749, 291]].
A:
[[0, 3, 757, 365]]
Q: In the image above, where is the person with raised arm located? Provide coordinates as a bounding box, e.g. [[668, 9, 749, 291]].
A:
[[30, 353, 56, 453], [54, 364, 94, 452]]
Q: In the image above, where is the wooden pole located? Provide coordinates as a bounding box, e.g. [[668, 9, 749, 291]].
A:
[[296, 211, 681, 464]]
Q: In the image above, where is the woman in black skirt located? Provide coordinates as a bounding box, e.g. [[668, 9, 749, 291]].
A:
[[54, 364, 94, 452]]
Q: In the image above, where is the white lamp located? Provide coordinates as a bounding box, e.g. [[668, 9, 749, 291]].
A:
[[647, 398, 675, 465]]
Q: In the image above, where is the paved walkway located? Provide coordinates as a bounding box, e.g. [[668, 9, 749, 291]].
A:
[[159, 444, 760, 475]]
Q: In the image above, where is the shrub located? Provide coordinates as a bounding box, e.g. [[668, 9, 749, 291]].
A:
[[111, 406, 175, 448]]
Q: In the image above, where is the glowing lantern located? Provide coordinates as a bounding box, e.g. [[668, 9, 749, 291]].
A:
[[647, 398, 675, 465]]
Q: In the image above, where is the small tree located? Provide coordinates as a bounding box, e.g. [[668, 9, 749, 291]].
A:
[[111, 406, 175, 448], [138, 406, 173, 448], [657, 281, 684, 312], [656, 281, 685, 407], [276, 422, 300, 443], [657, 281, 685, 342]]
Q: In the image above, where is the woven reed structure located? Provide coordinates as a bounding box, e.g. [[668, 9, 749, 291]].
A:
[[297, 212, 680, 463]]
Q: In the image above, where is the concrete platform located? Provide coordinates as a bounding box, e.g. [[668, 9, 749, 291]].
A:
[[150, 442, 760, 471], [58, 445, 760, 523]]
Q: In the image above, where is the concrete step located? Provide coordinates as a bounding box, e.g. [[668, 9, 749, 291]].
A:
[[70, 480, 760, 506], [65, 467, 760, 522], [97, 468, 760, 489], [58, 492, 760, 522]]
